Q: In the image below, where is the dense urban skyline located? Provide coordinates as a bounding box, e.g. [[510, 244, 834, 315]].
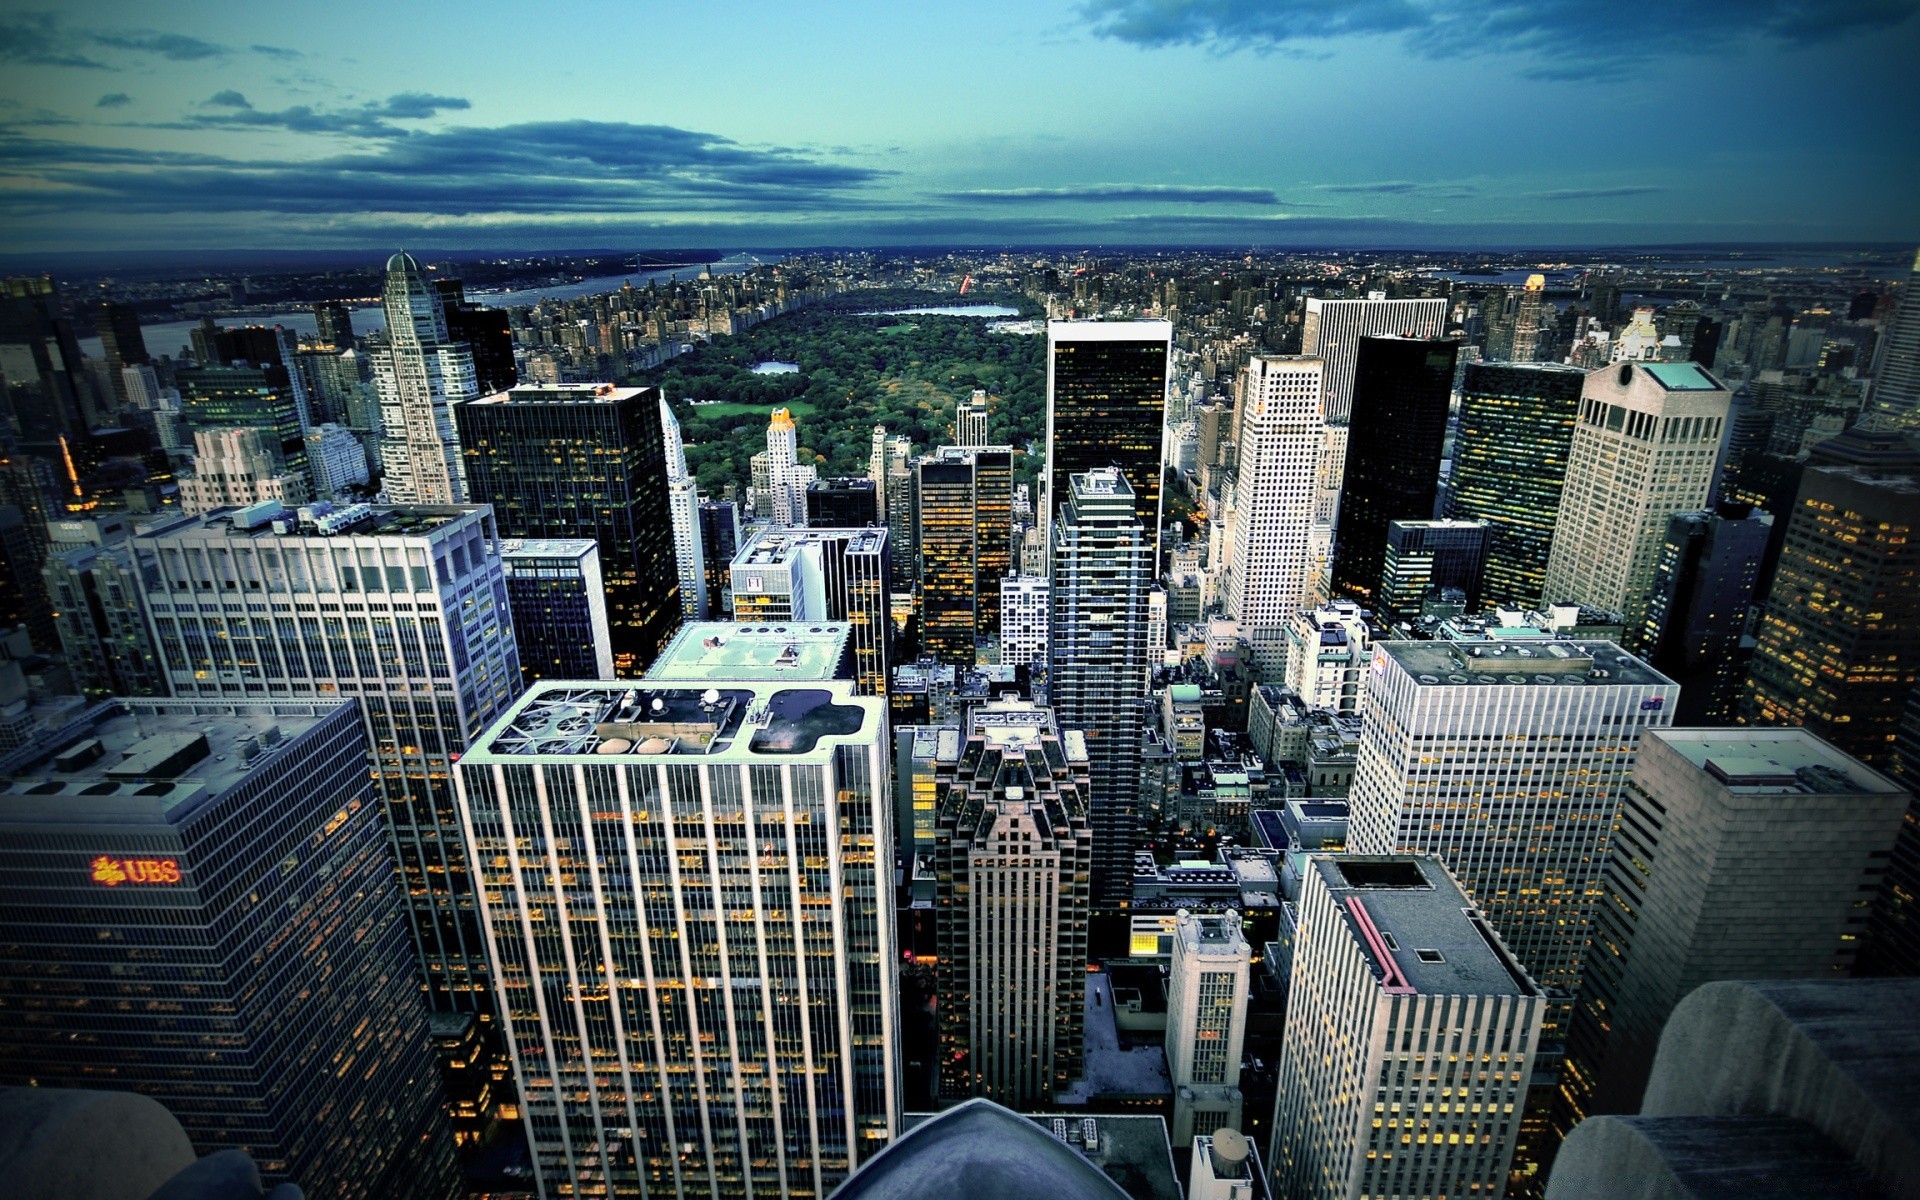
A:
[[2, 1, 1918, 254]]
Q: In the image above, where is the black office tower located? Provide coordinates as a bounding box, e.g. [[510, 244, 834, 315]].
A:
[[1448, 361, 1588, 608], [439, 284, 517, 397], [456, 383, 679, 674], [1641, 506, 1772, 723], [1379, 519, 1489, 623], [1331, 336, 1458, 605], [95, 301, 149, 407], [700, 499, 741, 618], [808, 476, 881, 528], [1046, 320, 1172, 567], [313, 300, 355, 348]]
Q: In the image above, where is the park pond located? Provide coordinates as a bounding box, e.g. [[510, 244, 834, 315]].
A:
[[863, 304, 1022, 318], [750, 361, 801, 374]]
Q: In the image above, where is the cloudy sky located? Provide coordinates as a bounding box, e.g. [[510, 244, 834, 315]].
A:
[[2, 0, 1916, 252]]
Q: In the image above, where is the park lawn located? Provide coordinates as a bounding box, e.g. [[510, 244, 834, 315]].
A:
[[686, 399, 819, 419]]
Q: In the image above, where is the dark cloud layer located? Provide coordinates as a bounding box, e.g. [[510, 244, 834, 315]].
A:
[[0, 119, 890, 221], [0, 15, 315, 71], [939, 183, 1281, 204], [1080, 0, 1920, 76]]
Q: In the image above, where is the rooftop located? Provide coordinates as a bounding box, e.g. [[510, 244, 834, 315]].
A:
[[869, 1101, 1166, 1200], [1653, 728, 1903, 795], [735, 525, 889, 567], [499, 538, 598, 562], [139, 500, 480, 543], [648, 622, 853, 682], [1381, 638, 1671, 688], [1049, 318, 1173, 342], [0, 699, 343, 826], [466, 382, 652, 405], [1315, 855, 1539, 998], [1640, 362, 1726, 392], [467, 680, 880, 763]]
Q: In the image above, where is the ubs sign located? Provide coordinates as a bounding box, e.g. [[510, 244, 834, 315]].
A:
[[91, 856, 183, 886]]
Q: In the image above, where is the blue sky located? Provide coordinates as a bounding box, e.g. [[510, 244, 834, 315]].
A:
[[2, 0, 1916, 251]]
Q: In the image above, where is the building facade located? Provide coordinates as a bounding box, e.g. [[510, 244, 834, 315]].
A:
[[1269, 855, 1542, 1200], [455, 679, 900, 1198], [0, 698, 458, 1200], [933, 700, 1093, 1106], [729, 526, 893, 697], [1045, 320, 1172, 564], [1000, 572, 1050, 669], [1541, 362, 1731, 634], [455, 382, 680, 673], [1225, 356, 1324, 679], [373, 252, 475, 504], [1640, 507, 1771, 723], [1166, 909, 1251, 1148], [132, 501, 522, 1013], [1378, 519, 1488, 623], [500, 538, 614, 684], [915, 445, 1013, 665], [662, 396, 708, 620], [178, 426, 310, 515]]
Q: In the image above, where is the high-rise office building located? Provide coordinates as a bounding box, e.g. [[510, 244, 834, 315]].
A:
[[373, 252, 476, 504], [1348, 638, 1675, 1044], [304, 421, 371, 498], [1640, 506, 1772, 724], [175, 363, 309, 473], [1378, 519, 1488, 622], [955, 388, 991, 446], [42, 515, 163, 700], [178, 426, 311, 515], [662, 396, 708, 619], [1050, 469, 1151, 906], [456, 382, 679, 673], [1224, 355, 1324, 679], [500, 538, 613, 684], [1447, 362, 1587, 608], [729, 526, 893, 697], [869, 426, 915, 589], [455, 678, 900, 1198], [0, 697, 459, 1200], [916, 445, 1013, 665], [1330, 336, 1458, 605], [2, 276, 92, 456], [933, 699, 1093, 1106], [999, 573, 1050, 668], [1509, 273, 1547, 363], [808, 476, 881, 528], [1045, 320, 1171, 564], [1866, 246, 1920, 428], [436, 280, 517, 397], [1269, 855, 1542, 1200], [1744, 443, 1920, 767], [1166, 909, 1251, 1148], [759, 406, 817, 526], [0, 504, 54, 651], [313, 299, 354, 349], [1542, 362, 1731, 635], [133, 501, 522, 1012], [700, 498, 742, 618], [1559, 729, 1907, 1129], [95, 300, 149, 407]]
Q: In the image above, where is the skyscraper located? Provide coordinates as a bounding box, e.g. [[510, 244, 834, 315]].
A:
[[455, 678, 900, 1198], [373, 252, 476, 504], [933, 699, 1092, 1107], [499, 538, 614, 684], [1559, 729, 1907, 1127], [1224, 355, 1324, 679], [0, 697, 459, 1200], [1639, 506, 1772, 724], [808, 476, 881, 528], [95, 300, 149, 407], [1348, 638, 1675, 1044], [1045, 320, 1172, 563], [455, 382, 680, 673], [1269, 855, 1542, 1200], [1744, 440, 1920, 767], [1867, 246, 1920, 428], [1, 276, 92, 457], [1166, 909, 1251, 1148], [700, 498, 742, 618], [175, 362, 309, 473], [728, 526, 893, 697], [133, 501, 522, 1013], [177, 426, 310, 514], [1050, 469, 1151, 906], [1447, 362, 1587, 608], [759, 406, 817, 526], [313, 299, 354, 349], [1378, 519, 1488, 622], [915, 445, 1013, 665], [662, 396, 708, 619], [41, 516, 163, 700], [1542, 362, 1731, 635], [869, 425, 915, 589], [1330, 336, 1458, 606], [999, 573, 1050, 668], [1509, 273, 1548, 362], [955, 388, 991, 446]]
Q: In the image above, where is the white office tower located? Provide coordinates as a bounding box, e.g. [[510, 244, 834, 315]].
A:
[[759, 406, 817, 526], [455, 678, 899, 1198], [1000, 573, 1050, 668], [178, 427, 311, 515], [1541, 362, 1731, 636], [122, 362, 164, 409], [304, 421, 370, 497], [1301, 296, 1447, 537], [661, 395, 707, 619], [1224, 356, 1324, 679], [1050, 469, 1152, 907], [956, 388, 991, 446], [133, 501, 522, 1013], [1348, 639, 1674, 1043], [1283, 599, 1373, 717], [1167, 910, 1251, 1148], [373, 251, 476, 503], [1270, 855, 1543, 1200]]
